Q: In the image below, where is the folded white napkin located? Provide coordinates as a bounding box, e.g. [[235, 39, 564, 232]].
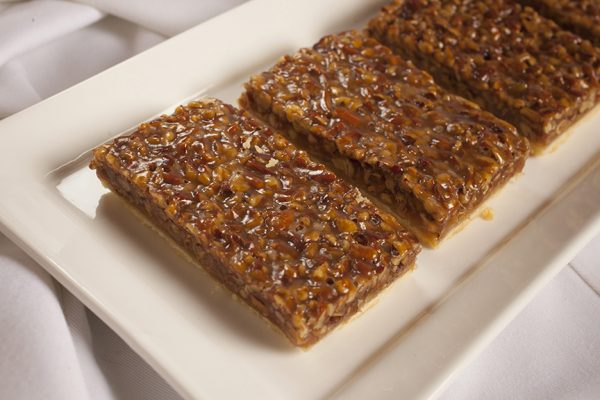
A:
[[73, 0, 247, 36], [1, 1, 599, 399], [0, 235, 90, 400], [0, 0, 246, 117]]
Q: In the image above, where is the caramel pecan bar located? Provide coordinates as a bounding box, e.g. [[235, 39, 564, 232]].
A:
[[369, 0, 600, 151], [90, 99, 420, 347], [241, 31, 529, 246], [518, 0, 600, 48]]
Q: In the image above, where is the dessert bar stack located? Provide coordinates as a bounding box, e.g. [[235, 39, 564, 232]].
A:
[[91, 0, 600, 346]]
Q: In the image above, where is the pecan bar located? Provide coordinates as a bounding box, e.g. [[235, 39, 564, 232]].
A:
[[368, 0, 600, 151], [517, 0, 600, 47], [241, 31, 529, 246], [90, 99, 420, 347]]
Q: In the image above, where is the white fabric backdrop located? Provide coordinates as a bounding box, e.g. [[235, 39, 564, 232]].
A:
[[1, 1, 599, 399]]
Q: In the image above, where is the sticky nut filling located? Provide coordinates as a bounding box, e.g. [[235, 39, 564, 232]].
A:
[[241, 30, 529, 246], [90, 98, 420, 346], [368, 0, 600, 150], [517, 0, 600, 48]]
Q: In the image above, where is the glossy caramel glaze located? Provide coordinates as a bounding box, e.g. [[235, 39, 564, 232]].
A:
[[242, 30, 529, 245], [90, 98, 420, 346], [369, 0, 600, 149]]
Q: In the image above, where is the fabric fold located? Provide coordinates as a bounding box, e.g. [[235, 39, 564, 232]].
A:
[[0, 234, 91, 400], [72, 0, 247, 36], [0, 14, 163, 117], [0, 0, 104, 67]]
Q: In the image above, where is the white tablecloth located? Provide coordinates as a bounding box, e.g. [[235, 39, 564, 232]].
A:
[[1, 1, 599, 399]]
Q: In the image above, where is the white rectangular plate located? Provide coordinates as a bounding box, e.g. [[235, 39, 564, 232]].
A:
[[1, 1, 600, 399]]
